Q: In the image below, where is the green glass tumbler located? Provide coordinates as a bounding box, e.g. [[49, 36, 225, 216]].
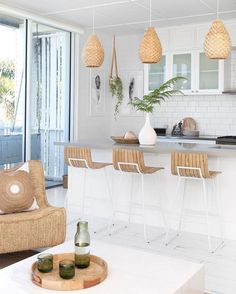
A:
[[59, 259, 75, 279], [37, 253, 53, 273]]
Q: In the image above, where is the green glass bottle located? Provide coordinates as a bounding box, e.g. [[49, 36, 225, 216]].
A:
[[74, 221, 90, 268]]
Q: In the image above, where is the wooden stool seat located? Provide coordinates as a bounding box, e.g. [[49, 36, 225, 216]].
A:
[[90, 162, 112, 169], [64, 147, 112, 169], [208, 171, 222, 179], [113, 149, 163, 174], [142, 166, 164, 174], [171, 151, 221, 179]]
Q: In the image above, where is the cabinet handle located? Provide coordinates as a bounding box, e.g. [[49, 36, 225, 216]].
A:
[[196, 90, 199, 93], [191, 90, 194, 93]]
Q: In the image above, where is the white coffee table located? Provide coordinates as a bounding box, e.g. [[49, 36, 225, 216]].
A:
[[0, 240, 204, 294]]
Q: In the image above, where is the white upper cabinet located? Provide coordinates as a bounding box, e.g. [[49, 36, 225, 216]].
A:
[[224, 21, 236, 46], [158, 29, 169, 52], [145, 23, 226, 94], [195, 24, 210, 49], [169, 27, 195, 51]]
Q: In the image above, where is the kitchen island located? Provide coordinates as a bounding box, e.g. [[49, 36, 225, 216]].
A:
[[56, 139, 236, 241]]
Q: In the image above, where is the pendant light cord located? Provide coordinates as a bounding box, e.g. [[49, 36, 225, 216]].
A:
[[92, 6, 95, 33], [216, 0, 219, 19], [149, 0, 152, 27]]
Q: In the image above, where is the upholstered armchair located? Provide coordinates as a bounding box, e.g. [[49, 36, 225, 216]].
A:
[[0, 160, 66, 254]]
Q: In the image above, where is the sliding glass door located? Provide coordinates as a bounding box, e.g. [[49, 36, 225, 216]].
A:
[[31, 23, 71, 185], [0, 15, 72, 187], [0, 15, 25, 168]]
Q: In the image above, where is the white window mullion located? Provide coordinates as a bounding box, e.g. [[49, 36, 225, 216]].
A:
[[25, 19, 32, 161]]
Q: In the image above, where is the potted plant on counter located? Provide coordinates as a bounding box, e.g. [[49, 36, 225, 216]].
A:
[[130, 77, 186, 145]]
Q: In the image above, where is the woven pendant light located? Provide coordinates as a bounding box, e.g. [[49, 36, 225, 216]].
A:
[[204, 0, 231, 59], [139, 0, 162, 64], [81, 4, 104, 68], [139, 27, 162, 63], [82, 33, 104, 67], [204, 19, 231, 59]]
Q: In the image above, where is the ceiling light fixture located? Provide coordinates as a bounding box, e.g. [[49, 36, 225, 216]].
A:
[[82, 5, 104, 67], [204, 0, 231, 59], [139, 0, 162, 64]]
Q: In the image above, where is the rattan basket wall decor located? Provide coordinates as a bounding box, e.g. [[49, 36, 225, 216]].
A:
[[139, 27, 162, 64], [82, 33, 104, 67], [204, 19, 231, 59]]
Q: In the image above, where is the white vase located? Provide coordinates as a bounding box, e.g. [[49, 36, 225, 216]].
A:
[[138, 113, 157, 145]]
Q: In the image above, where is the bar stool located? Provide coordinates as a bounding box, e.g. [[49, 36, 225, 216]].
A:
[[64, 146, 113, 227], [111, 148, 166, 243], [165, 151, 224, 253]]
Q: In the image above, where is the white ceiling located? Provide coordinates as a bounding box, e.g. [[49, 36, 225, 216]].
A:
[[1, 0, 236, 34]]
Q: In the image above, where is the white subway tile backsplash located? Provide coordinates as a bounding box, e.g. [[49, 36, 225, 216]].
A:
[[207, 106, 218, 112], [198, 101, 209, 107], [153, 95, 236, 136]]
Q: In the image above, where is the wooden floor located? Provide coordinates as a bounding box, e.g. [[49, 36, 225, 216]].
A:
[[0, 250, 37, 269], [47, 187, 236, 294]]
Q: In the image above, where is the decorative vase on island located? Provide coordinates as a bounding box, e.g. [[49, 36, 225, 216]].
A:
[[74, 221, 90, 268], [138, 113, 157, 145]]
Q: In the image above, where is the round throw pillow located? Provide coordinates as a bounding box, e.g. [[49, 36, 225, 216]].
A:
[[0, 170, 33, 213]]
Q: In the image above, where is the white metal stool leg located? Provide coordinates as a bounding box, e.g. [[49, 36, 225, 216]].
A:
[[156, 171, 168, 232], [128, 173, 134, 225], [178, 178, 187, 235], [141, 174, 149, 243], [103, 167, 115, 232], [165, 177, 182, 245], [202, 178, 213, 253], [108, 171, 124, 235], [212, 177, 225, 251], [214, 177, 225, 242]]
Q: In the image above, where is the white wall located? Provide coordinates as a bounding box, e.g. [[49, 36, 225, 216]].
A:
[[75, 33, 112, 140]]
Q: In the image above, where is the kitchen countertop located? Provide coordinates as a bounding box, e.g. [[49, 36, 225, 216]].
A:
[[55, 138, 236, 157], [157, 135, 216, 141]]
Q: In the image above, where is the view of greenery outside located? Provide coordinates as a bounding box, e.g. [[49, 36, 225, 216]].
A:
[[0, 59, 15, 124]]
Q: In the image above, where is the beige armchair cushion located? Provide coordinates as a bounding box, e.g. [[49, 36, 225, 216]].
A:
[[0, 170, 33, 213], [0, 162, 38, 214]]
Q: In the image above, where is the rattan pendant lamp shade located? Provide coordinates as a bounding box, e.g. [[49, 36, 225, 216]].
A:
[[139, 0, 162, 63], [139, 27, 162, 63], [82, 34, 104, 67], [204, 0, 231, 59], [82, 6, 104, 67]]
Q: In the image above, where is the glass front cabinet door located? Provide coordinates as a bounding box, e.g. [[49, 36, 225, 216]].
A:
[[171, 52, 193, 93], [145, 55, 166, 93], [196, 52, 223, 94]]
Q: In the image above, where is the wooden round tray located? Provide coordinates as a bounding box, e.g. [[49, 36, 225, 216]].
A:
[[32, 253, 108, 291], [111, 136, 139, 144]]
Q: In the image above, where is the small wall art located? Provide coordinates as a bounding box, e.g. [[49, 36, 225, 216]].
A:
[[120, 70, 144, 116], [89, 70, 105, 116]]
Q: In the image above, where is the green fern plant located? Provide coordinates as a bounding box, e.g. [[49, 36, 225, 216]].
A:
[[130, 77, 186, 113]]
